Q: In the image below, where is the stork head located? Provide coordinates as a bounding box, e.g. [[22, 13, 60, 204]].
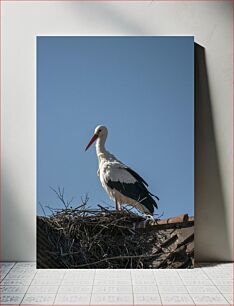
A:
[[85, 125, 108, 151]]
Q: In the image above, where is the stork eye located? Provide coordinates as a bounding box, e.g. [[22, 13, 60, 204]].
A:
[[98, 129, 102, 133]]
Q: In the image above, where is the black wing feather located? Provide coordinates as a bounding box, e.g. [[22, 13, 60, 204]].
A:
[[107, 179, 158, 214], [125, 167, 148, 186]]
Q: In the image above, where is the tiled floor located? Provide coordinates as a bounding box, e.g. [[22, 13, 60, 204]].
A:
[[0, 262, 233, 305]]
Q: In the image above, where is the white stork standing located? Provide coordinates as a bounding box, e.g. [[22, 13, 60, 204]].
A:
[[85, 125, 159, 215]]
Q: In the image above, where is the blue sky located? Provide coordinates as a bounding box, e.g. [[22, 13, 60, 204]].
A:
[[37, 36, 194, 218]]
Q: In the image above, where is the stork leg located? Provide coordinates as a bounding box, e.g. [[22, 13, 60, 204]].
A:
[[115, 199, 121, 211]]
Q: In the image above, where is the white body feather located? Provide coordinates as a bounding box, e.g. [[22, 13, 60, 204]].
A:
[[96, 139, 150, 213]]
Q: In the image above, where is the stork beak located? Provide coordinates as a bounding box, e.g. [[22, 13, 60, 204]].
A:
[[85, 134, 98, 151]]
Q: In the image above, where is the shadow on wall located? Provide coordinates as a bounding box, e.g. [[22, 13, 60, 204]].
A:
[[195, 44, 231, 262]]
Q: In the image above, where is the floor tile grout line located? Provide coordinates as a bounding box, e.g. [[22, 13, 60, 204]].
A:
[[176, 267, 191, 298], [0, 262, 16, 305], [178, 267, 216, 287], [201, 264, 233, 305], [19, 264, 38, 305], [214, 282, 233, 305], [202, 263, 233, 305], [130, 269, 134, 306], [90, 268, 97, 305], [152, 268, 162, 305], [177, 270, 194, 303], [53, 269, 66, 305], [0, 262, 17, 282]]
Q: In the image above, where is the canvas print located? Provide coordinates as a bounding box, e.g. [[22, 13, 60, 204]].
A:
[[37, 36, 194, 269]]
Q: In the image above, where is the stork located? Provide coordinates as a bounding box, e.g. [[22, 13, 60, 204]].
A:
[[85, 125, 159, 215]]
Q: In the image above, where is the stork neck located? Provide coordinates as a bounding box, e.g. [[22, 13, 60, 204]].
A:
[[96, 137, 107, 157]]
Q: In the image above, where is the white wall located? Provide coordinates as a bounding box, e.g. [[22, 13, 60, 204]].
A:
[[2, 1, 232, 261]]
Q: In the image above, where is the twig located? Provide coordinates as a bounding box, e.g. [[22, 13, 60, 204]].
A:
[[70, 252, 160, 268], [39, 202, 46, 216]]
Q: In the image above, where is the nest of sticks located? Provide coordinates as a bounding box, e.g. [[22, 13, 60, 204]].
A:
[[37, 188, 194, 269], [37, 194, 193, 269]]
